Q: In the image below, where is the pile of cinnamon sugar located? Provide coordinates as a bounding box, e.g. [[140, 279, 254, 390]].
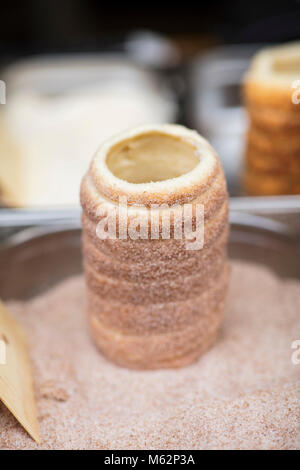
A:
[[0, 260, 299, 449]]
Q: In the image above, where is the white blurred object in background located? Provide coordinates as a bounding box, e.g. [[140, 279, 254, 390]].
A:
[[0, 56, 176, 207]]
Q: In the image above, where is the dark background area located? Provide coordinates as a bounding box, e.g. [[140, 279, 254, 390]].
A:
[[0, 0, 300, 59]]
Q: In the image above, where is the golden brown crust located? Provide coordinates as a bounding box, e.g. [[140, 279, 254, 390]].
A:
[[87, 264, 229, 334], [80, 164, 228, 225], [81, 124, 229, 369], [81, 200, 229, 263], [243, 43, 300, 196], [243, 42, 300, 113], [82, 225, 228, 283], [88, 302, 225, 370], [247, 104, 300, 131], [248, 126, 300, 156], [243, 166, 300, 195], [244, 80, 300, 113], [84, 257, 228, 305], [246, 144, 300, 174]]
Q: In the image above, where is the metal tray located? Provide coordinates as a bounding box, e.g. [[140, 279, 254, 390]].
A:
[[0, 212, 299, 302]]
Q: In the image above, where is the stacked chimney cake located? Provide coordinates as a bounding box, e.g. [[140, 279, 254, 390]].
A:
[[243, 42, 300, 195]]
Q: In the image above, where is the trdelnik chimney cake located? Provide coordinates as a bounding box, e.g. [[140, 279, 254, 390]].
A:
[[80, 124, 229, 369]]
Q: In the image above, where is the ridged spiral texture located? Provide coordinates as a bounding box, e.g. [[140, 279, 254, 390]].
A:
[[243, 41, 300, 195], [80, 124, 229, 369]]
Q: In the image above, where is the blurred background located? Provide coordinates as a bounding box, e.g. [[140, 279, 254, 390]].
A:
[[0, 0, 300, 207]]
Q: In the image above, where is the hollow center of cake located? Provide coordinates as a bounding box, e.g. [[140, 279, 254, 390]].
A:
[[106, 132, 199, 183]]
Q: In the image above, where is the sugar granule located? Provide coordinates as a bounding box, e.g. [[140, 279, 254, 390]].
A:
[[0, 261, 299, 449]]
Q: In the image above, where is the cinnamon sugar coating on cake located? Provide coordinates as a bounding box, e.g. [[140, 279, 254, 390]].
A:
[[80, 124, 229, 369]]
